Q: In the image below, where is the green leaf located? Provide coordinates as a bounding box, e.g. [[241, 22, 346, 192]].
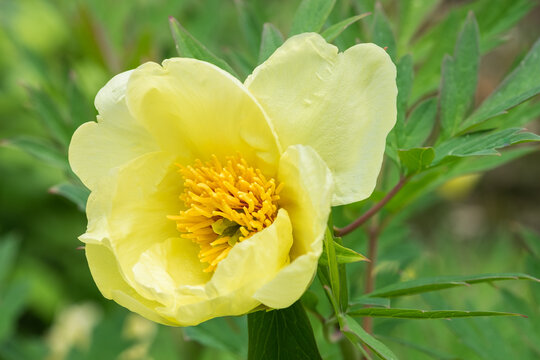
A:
[[433, 128, 540, 164], [341, 315, 397, 360], [461, 37, 540, 132], [289, 0, 336, 36], [378, 335, 464, 360], [439, 12, 480, 138], [234, 0, 262, 58], [0, 235, 19, 288], [349, 308, 523, 319], [49, 183, 90, 211], [321, 13, 370, 42], [392, 54, 414, 149], [319, 239, 368, 265], [0, 283, 29, 342], [351, 296, 390, 308], [369, 273, 539, 298], [257, 23, 284, 65], [168, 17, 238, 78], [398, 147, 435, 174], [1, 136, 68, 170], [397, 0, 440, 54], [185, 316, 247, 356], [371, 4, 396, 60], [247, 302, 322, 360], [402, 97, 437, 148], [323, 227, 342, 311]]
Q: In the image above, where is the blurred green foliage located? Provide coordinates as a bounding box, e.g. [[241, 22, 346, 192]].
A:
[[1, 0, 539, 359]]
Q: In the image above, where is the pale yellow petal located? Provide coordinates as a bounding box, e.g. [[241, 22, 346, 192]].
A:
[[69, 70, 159, 190], [126, 58, 281, 176], [253, 145, 333, 308], [85, 243, 176, 326], [245, 33, 397, 205]]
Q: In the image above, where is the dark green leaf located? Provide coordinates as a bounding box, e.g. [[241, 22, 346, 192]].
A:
[[341, 315, 398, 360], [398, 147, 435, 174], [371, 4, 396, 60], [2, 136, 68, 170], [0, 283, 29, 342], [369, 273, 539, 298], [258, 23, 284, 65], [439, 12, 480, 138], [0, 235, 19, 288], [402, 97, 437, 148], [349, 308, 523, 319], [247, 302, 322, 360], [289, 0, 336, 36], [169, 17, 238, 77], [461, 37, 540, 132], [433, 128, 540, 164], [49, 183, 90, 211], [321, 13, 370, 42]]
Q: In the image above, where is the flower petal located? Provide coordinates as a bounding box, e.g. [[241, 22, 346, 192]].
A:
[[69, 70, 159, 190], [126, 58, 281, 176], [253, 144, 333, 308], [245, 33, 397, 205]]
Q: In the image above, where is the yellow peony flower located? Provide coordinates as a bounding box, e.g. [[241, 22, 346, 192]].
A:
[[69, 33, 396, 326]]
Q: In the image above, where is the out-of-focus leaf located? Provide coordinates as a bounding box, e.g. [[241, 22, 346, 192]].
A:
[[391, 54, 414, 149], [378, 335, 462, 360], [349, 308, 523, 319], [257, 23, 284, 65], [319, 237, 368, 265], [402, 97, 437, 148], [321, 13, 370, 42], [147, 327, 182, 360], [397, 0, 440, 53], [433, 128, 540, 164], [0, 235, 19, 287], [351, 296, 390, 308], [169, 17, 238, 77], [472, 98, 540, 132], [81, 311, 134, 360], [49, 182, 90, 211], [185, 316, 247, 356], [0, 282, 29, 342], [439, 12, 480, 138], [2, 136, 68, 170], [289, 0, 336, 36], [461, 38, 540, 132], [234, 0, 262, 57], [341, 315, 397, 360], [518, 226, 540, 258], [371, 4, 396, 60], [369, 273, 539, 298], [398, 147, 435, 174], [247, 303, 322, 360]]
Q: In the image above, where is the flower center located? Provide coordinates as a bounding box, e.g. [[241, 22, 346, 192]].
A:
[[168, 155, 282, 273]]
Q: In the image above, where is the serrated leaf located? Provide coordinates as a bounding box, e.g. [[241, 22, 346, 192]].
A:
[[319, 238, 368, 265], [247, 302, 322, 360], [258, 23, 284, 65], [321, 13, 370, 42], [348, 308, 523, 319], [341, 315, 398, 360], [49, 183, 90, 211], [169, 17, 238, 77], [2, 136, 68, 170], [371, 4, 396, 60], [369, 273, 539, 298], [402, 97, 437, 148], [289, 0, 336, 36], [433, 128, 540, 164], [439, 12, 480, 138], [398, 147, 435, 175], [461, 37, 540, 132]]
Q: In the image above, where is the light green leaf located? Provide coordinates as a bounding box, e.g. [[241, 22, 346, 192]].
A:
[[348, 308, 523, 319], [0, 282, 29, 342], [289, 0, 336, 36], [371, 4, 396, 60], [397, 0, 440, 54], [351, 297, 390, 308], [392, 54, 414, 149], [2, 136, 68, 170], [0, 235, 19, 289], [433, 128, 540, 164], [341, 315, 398, 360], [378, 335, 467, 360], [461, 37, 540, 132], [234, 0, 262, 57], [398, 147, 435, 174], [185, 316, 247, 356], [369, 273, 539, 298], [439, 12, 480, 138], [319, 239, 368, 265], [321, 13, 370, 42], [247, 302, 322, 360], [402, 97, 437, 148], [258, 23, 284, 65], [323, 227, 342, 312], [49, 183, 90, 211], [168, 17, 238, 77]]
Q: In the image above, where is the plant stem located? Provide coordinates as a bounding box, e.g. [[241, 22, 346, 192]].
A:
[[362, 224, 380, 335], [334, 176, 409, 237]]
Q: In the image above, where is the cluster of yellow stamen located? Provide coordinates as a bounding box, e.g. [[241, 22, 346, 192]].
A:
[[168, 155, 283, 273]]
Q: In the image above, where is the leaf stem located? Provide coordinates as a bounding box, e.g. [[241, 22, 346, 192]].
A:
[[334, 176, 410, 237]]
